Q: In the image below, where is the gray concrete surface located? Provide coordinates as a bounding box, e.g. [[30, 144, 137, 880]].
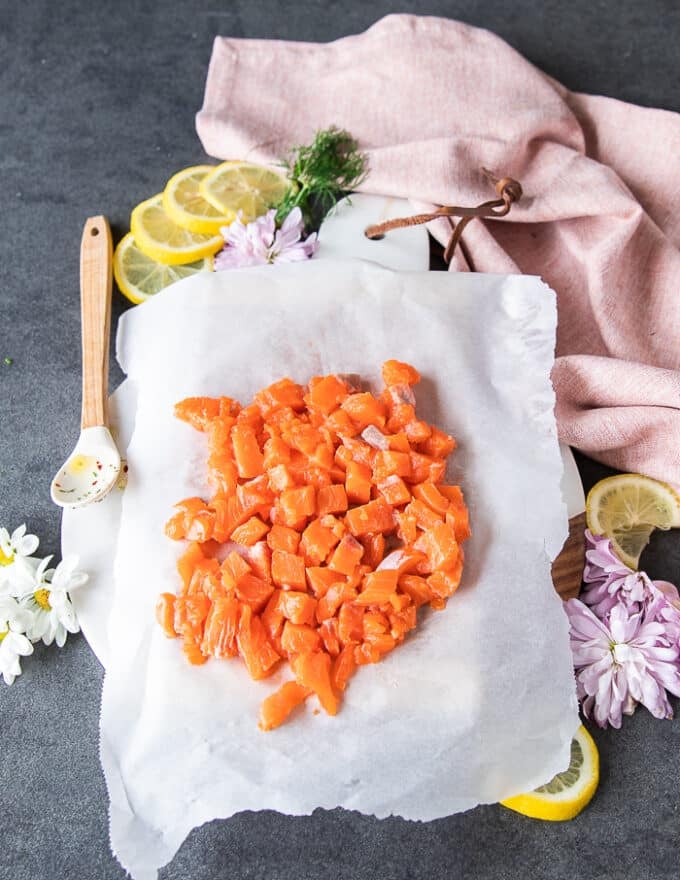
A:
[[1, 2, 679, 878]]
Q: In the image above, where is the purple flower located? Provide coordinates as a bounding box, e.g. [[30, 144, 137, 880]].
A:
[[652, 583, 680, 647], [653, 580, 680, 613], [582, 530, 669, 617], [214, 207, 318, 270], [566, 598, 680, 728]]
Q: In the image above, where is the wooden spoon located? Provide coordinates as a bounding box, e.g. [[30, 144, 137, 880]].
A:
[[51, 216, 121, 508]]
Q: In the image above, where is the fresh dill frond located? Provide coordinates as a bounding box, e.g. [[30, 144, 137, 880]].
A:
[[276, 126, 368, 229]]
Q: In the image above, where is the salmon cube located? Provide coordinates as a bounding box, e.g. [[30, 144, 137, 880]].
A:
[[398, 574, 433, 608], [300, 518, 342, 565], [235, 573, 274, 612], [418, 426, 456, 458], [316, 484, 348, 516], [414, 521, 459, 572], [201, 595, 240, 658], [395, 510, 417, 545], [440, 486, 472, 543], [332, 645, 357, 691], [279, 485, 316, 526], [404, 419, 432, 443], [254, 378, 306, 416], [220, 551, 252, 589], [173, 593, 211, 640], [344, 498, 395, 537], [411, 482, 450, 516], [408, 452, 446, 484], [291, 651, 338, 715], [306, 374, 350, 414], [427, 553, 464, 599], [387, 431, 411, 452], [356, 570, 399, 606], [230, 515, 270, 546], [231, 423, 265, 479], [263, 436, 292, 469], [318, 617, 341, 656], [267, 464, 296, 492], [261, 590, 285, 641], [271, 549, 307, 590], [387, 403, 416, 431], [405, 498, 443, 530], [341, 392, 387, 430], [372, 450, 411, 482], [306, 566, 345, 598], [377, 475, 411, 507], [359, 533, 385, 570], [176, 542, 207, 591], [258, 681, 312, 731], [156, 593, 177, 638], [174, 396, 221, 431], [278, 591, 317, 626], [381, 360, 421, 387], [244, 541, 272, 583], [267, 524, 301, 554], [207, 456, 239, 495], [236, 605, 280, 680], [325, 408, 360, 439], [328, 534, 365, 575], [281, 621, 323, 655], [182, 635, 209, 665], [337, 603, 365, 645], [345, 460, 372, 504], [315, 583, 346, 622]]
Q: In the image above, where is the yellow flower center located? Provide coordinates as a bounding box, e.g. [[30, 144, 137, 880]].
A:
[[34, 588, 51, 611], [0, 548, 13, 566], [0, 629, 7, 643]]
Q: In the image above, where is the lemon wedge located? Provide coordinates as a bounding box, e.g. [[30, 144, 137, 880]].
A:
[[586, 473, 680, 569], [113, 233, 212, 305], [199, 161, 292, 221], [500, 725, 599, 821], [130, 194, 224, 265], [163, 165, 236, 235]]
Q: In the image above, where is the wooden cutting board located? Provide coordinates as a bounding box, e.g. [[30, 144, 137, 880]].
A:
[[552, 513, 586, 600]]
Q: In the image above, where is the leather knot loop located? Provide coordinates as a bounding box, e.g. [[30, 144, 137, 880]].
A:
[[364, 169, 522, 266], [496, 176, 523, 204]]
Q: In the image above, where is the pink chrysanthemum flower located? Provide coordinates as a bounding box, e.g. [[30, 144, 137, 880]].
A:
[[566, 597, 680, 728], [214, 207, 318, 270], [652, 582, 680, 646], [582, 530, 675, 618]]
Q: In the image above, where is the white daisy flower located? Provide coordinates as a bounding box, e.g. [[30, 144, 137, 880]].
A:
[[0, 595, 34, 685], [15, 555, 87, 647], [0, 524, 40, 595], [0, 524, 40, 565]]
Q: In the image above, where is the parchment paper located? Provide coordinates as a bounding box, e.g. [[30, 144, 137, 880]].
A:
[[102, 260, 579, 879]]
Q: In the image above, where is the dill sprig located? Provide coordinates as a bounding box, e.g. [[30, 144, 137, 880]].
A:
[[276, 127, 368, 229]]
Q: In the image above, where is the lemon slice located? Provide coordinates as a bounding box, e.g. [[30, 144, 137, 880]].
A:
[[113, 233, 212, 305], [199, 161, 292, 221], [163, 165, 236, 235], [586, 473, 680, 569], [130, 194, 224, 265], [500, 725, 599, 821]]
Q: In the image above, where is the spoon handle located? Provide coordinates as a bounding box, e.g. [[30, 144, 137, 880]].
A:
[[80, 216, 113, 430]]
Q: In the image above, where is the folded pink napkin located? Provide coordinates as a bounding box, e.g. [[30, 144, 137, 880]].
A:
[[196, 14, 680, 485]]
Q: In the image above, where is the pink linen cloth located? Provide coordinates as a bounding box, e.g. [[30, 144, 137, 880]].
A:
[[196, 14, 680, 485]]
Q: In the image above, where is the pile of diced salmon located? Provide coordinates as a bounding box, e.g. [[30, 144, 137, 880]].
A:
[[156, 361, 470, 730]]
